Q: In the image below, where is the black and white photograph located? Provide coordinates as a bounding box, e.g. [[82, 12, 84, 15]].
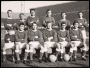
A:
[[1, 1, 89, 67]]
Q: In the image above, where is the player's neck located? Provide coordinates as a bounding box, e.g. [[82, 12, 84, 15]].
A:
[[60, 28, 65, 31], [47, 15, 51, 17], [19, 30, 24, 32], [47, 28, 52, 31], [31, 15, 35, 18], [73, 27, 78, 30], [62, 18, 66, 20], [79, 17, 83, 19], [33, 29, 37, 32], [7, 17, 12, 19], [20, 19, 25, 22]]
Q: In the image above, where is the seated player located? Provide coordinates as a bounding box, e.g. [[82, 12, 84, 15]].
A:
[[2, 29, 16, 62], [56, 22, 70, 61], [23, 22, 44, 63], [69, 21, 88, 61], [75, 12, 89, 53], [16, 13, 28, 30], [15, 23, 27, 64], [43, 22, 57, 62]]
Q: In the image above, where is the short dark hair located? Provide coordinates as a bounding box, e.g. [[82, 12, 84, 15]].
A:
[[46, 9, 51, 13], [78, 11, 83, 14], [61, 12, 66, 15], [61, 22, 66, 26], [73, 21, 79, 25], [30, 9, 35, 13], [19, 13, 24, 17], [19, 23, 25, 27], [7, 10, 12, 14]]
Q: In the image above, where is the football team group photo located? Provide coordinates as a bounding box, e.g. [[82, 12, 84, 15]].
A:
[[1, 1, 89, 67]]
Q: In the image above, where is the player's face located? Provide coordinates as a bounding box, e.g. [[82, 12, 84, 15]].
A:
[[74, 23, 79, 28], [79, 13, 83, 18], [47, 23, 52, 29], [47, 11, 52, 16], [20, 14, 25, 20], [61, 24, 66, 29], [8, 30, 13, 35], [62, 13, 66, 19], [7, 11, 12, 18], [30, 10, 35, 16], [20, 25, 25, 31], [33, 24, 37, 30]]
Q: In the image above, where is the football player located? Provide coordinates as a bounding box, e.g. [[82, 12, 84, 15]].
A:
[[75, 12, 89, 52], [42, 9, 55, 28], [56, 22, 70, 61], [58, 12, 71, 30], [43, 22, 57, 62], [2, 29, 16, 62], [3, 10, 16, 34], [15, 23, 27, 64], [23, 22, 44, 63], [69, 21, 88, 61], [16, 13, 28, 30], [26, 9, 39, 29]]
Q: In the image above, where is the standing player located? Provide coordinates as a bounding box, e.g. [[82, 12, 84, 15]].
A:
[[43, 22, 57, 62], [23, 22, 44, 63], [56, 22, 70, 61], [15, 23, 27, 64], [2, 29, 16, 62], [69, 22, 88, 61], [26, 9, 39, 29], [42, 9, 55, 28], [3, 10, 16, 34], [75, 12, 89, 52], [58, 12, 71, 30], [16, 13, 28, 30]]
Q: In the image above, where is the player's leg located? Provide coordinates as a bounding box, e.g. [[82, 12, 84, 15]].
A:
[[2, 43, 15, 62], [19, 43, 26, 61], [15, 42, 20, 64], [29, 42, 39, 63], [38, 42, 45, 63], [80, 43, 89, 61], [23, 44, 29, 63]]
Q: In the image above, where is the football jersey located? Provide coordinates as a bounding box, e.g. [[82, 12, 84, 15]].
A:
[[3, 19, 16, 30], [4, 34, 16, 43], [58, 19, 70, 30], [16, 19, 28, 30], [26, 16, 39, 29], [69, 28, 83, 41], [42, 16, 55, 27], [15, 30, 27, 43], [75, 18, 88, 30], [27, 29, 43, 42], [43, 29, 57, 42], [57, 30, 70, 42]]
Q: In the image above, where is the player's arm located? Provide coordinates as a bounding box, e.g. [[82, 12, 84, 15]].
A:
[[4, 34, 8, 43], [42, 17, 47, 27], [51, 30, 57, 42], [66, 30, 70, 42], [4, 20, 12, 30], [52, 17, 55, 25], [43, 30, 48, 41], [27, 30, 34, 41], [69, 30, 78, 41]]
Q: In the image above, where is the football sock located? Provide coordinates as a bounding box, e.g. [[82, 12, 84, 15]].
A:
[[30, 52, 33, 60], [45, 52, 48, 58], [39, 52, 44, 59], [16, 52, 20, 60], [24, 52, 29, 60]]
